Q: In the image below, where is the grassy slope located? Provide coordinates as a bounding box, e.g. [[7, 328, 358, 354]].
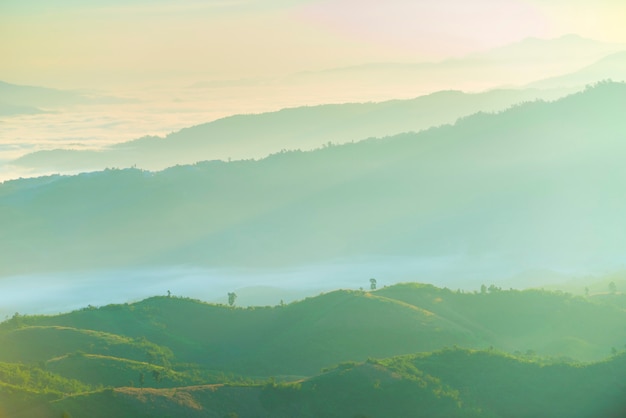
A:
[[49, 350, 626, 418], [381, 349, 626, 418], [50, 366, 474, 418], [45, 354, 190, 389], [1, 284, 623, 378], [0, 291, 480, 376], [1, 284, 625, 417], [0, 325, 171, 366], [376, 283, 626, 360], [0, 362, 88, 418]]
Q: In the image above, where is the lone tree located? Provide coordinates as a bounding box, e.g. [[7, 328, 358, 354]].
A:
[[370, 278, 377, 291], [609, 281, 617, 294], [228, 292, 237, 307]]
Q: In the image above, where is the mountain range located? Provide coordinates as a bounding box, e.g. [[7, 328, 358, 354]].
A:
[[2, 82, 625, 278], [4, 34, 625, 178], [0, 81, 132, 112], [3, 21, 626, 418], [194, 34, 625, 96], [9, 87, 575, 173], [528, 51, 626, 89]]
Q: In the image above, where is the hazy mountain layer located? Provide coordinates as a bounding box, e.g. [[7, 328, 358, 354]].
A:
[[193, 34, 623, 103], [10, 88, 574, 173], [528, 50, 626, 89], [0, 81, 131, 109], [0, 103, 44, 117], [1, 82, 625, 277]]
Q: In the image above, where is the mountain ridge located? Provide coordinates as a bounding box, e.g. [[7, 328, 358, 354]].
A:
[[9, 87, 574, 173], [2, 82, 626, 277], [2, 283, 625, 417]]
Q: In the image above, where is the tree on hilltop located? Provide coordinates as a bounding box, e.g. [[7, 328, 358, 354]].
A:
[[228, 292, 237, 307]]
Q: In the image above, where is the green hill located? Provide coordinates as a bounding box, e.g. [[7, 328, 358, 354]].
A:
[[2, 284, 623, 379], [0, 361, 89, 418], [0, 291, 478, 376], [38, 350, 626, 418], [1, 284, 625, 417], [0, 325, 171, 366], [376, 283, 626, 360], [381, 349, 626, 418], [45, 354, 191, 389], [47, 361, 473, 418]]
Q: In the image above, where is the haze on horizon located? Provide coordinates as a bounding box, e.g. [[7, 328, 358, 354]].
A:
[[2, 0, 626, 91], [2, 0, 626, 324], [2, 0, 626, 179]]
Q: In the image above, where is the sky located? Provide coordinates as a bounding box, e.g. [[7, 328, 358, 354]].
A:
[[2, 0, 626, 89]]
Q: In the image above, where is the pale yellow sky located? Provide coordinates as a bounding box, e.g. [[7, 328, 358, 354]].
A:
[[1, 0, 625, 89]]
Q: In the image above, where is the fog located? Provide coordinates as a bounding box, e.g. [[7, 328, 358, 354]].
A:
[[0, 255, 593, 321], [0, 81, 442, 183]]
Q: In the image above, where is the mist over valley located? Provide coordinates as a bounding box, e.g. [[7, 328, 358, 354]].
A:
[[2, 3, 626, 414]]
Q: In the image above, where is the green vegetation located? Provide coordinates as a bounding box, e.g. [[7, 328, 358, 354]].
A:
[[376, 283, 626, 361], [1, 283, 625, 416], [3, 82, 626, 416], [377, 349, 626, 418]]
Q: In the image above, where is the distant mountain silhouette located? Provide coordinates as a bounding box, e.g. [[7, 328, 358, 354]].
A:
[[0, 102, 45, 116], [11, 87, 573, 173], [195, 34, 624, 94], [528, 51, 626, 89], [1, 82, 625, 276], [0, 80, 134, 109]]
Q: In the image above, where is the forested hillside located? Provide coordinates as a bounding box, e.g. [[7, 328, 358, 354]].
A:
[[0, 283, 624, 417], [2, 82, 626, 276]]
